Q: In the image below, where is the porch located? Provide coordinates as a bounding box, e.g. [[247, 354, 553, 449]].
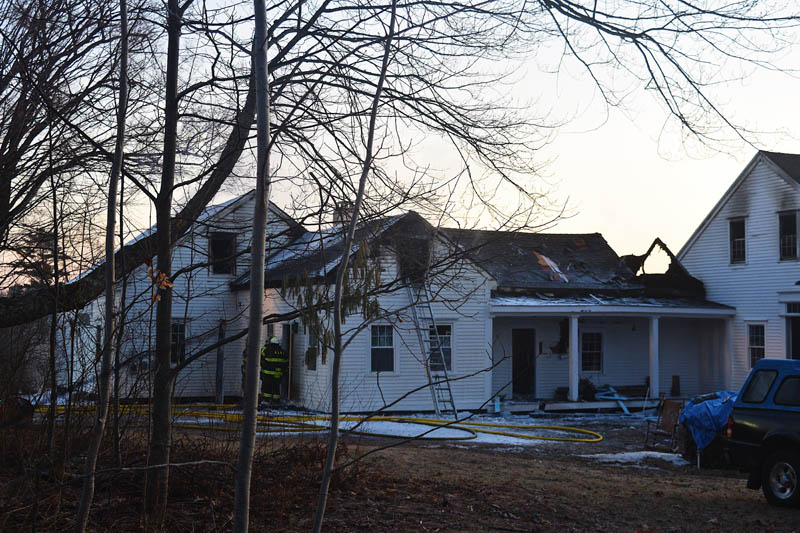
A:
[[489, 294, 736, 402]]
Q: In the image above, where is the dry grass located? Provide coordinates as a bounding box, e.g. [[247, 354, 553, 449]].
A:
[[2, 414, 800, 531]]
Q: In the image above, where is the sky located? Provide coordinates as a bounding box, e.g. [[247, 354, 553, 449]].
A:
[[164, 10, 800, 275]]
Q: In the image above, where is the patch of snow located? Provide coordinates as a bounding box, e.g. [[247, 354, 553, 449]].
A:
[[581, 451, 690, 467]]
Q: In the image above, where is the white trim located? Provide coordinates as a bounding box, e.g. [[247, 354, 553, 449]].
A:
[[728, 217, 747, 266], [579, 329, 604, 375], [746, 321, 767, 369], [368, 323, 398, 375]]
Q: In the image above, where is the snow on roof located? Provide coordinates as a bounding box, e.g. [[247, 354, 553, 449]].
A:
[[235, 212, 408, 287], [66, 192, 250, 285], [491, 293, 734, 311]]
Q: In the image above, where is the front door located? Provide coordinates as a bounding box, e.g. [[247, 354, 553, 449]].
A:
[[512, 328, 536, 400]]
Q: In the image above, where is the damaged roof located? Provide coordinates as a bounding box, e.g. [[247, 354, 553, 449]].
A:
[[490, 293, 734, 315], [440, 229, 636, 291], [233, 211, 432, 289]]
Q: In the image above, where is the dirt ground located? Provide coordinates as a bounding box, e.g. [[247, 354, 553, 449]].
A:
[[313, 414, 800, 532], [4, 412, 800, 531]]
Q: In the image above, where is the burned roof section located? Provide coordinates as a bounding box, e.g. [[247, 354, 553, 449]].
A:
[[440, 229, 635, 292], [233, 211, 436, 289]]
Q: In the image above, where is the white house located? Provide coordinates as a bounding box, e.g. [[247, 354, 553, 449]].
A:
[[230, 211, 733, 412], [679, 150, 800, 390], [68, 187, 738, 413], [70, 190, 303, 400]]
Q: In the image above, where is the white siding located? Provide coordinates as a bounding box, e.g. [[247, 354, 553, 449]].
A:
[[261, 238, 493, 413], [107, 193, 295, 398], [681, 158, 800, 390]]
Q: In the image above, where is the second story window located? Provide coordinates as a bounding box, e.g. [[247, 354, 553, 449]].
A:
[[730, 218, 746, 264], [779, 212, 798, 260], [209, 232, 236, 274]]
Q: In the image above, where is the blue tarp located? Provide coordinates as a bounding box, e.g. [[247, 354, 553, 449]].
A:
[[678, 391, 738, 451]]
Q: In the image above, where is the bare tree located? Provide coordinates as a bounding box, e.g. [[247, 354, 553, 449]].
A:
[[75, 0, 129, 527], [233, 0, 271, 527]]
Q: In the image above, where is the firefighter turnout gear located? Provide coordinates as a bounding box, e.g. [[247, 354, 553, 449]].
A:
[[260, 340, 288, 402]]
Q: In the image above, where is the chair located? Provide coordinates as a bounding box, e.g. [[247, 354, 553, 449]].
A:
[[644, 398, 683, 451]]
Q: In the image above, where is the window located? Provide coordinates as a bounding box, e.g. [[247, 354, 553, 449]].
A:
[[170, 321, 186, 365], [371, 325, 394, 372], [306, 327, 318, 370], [209, 232, 236, 274], [581, 332, 602, 372], [774, 376, 800, 406], [741, 369, 777, 404], [748, 324, 766, 368], [730, 219, 746, 264], [780, 212, 798, 260], [428, 325, 452, 372]]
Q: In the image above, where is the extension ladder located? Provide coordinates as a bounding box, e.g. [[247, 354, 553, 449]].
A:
[[406, 283, 458, 419]]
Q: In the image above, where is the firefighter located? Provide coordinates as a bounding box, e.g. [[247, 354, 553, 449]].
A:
[[260, 336, 288, 404]]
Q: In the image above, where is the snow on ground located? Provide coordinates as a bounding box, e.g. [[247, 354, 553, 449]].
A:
[[581, 451, 690, 467], [173, 409, 611, 445]]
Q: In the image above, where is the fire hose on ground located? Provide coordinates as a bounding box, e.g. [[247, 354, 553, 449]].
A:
[[32, 403, 604, 443]]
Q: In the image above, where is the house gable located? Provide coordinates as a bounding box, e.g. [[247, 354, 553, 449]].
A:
[[678, 151, 800, 261]]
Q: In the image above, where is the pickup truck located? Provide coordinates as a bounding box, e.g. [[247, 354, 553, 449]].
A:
[[726, 358, 800, 507]]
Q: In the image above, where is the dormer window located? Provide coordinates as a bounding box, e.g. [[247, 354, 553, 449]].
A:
[[730, 218, 746, 264], [209, 232, 236, 274], [779, 212, 798, 260]]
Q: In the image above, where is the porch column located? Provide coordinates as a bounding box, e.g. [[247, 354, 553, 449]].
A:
[[649, 316, 660, 397], [723, 317, 733, 390], [568, 314, 579, 401]]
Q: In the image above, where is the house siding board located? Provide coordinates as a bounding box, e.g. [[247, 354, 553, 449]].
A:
[[681, 158, 800, 391]]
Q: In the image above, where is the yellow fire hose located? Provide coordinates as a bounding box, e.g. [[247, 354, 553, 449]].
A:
[[34, 404, 603, 443]]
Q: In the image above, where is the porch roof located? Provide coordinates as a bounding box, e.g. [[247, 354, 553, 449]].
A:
[[490, 293, 735, 317]]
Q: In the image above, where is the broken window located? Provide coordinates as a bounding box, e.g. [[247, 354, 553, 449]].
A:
[[371, 325, 394, 372], [748, 324, 765, 368], [209, 232, 236, 274], [779, 212, 798, 260], [729, 219, 746, 264], [581, 331, 602, 372], [428, 324, 452, 372]]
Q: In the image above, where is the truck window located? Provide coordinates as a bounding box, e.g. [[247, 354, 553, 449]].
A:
[[774, 376, 800, 406], [741, 370, 778, 403]]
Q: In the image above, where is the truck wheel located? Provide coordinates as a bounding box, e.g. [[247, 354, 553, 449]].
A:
[[762, 450, 800, 507]]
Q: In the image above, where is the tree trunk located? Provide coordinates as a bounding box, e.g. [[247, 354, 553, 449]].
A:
[[145, 0, 182, 520], [74, 0, 128, 529], [311, 4, 396, 531], [232, 2, 271, 528]]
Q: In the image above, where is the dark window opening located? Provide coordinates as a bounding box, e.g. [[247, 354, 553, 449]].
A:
[[428, 324, 452, 372], [581, 332, 602, 372], [170, 322, 186, 365], [748, 324, 765, 368], [371, 325, 394, 372], [306, 327, 318, 370], [730, 219, 745, 264], [210, 232, 236, 274], [780, 212, 798, 260]]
